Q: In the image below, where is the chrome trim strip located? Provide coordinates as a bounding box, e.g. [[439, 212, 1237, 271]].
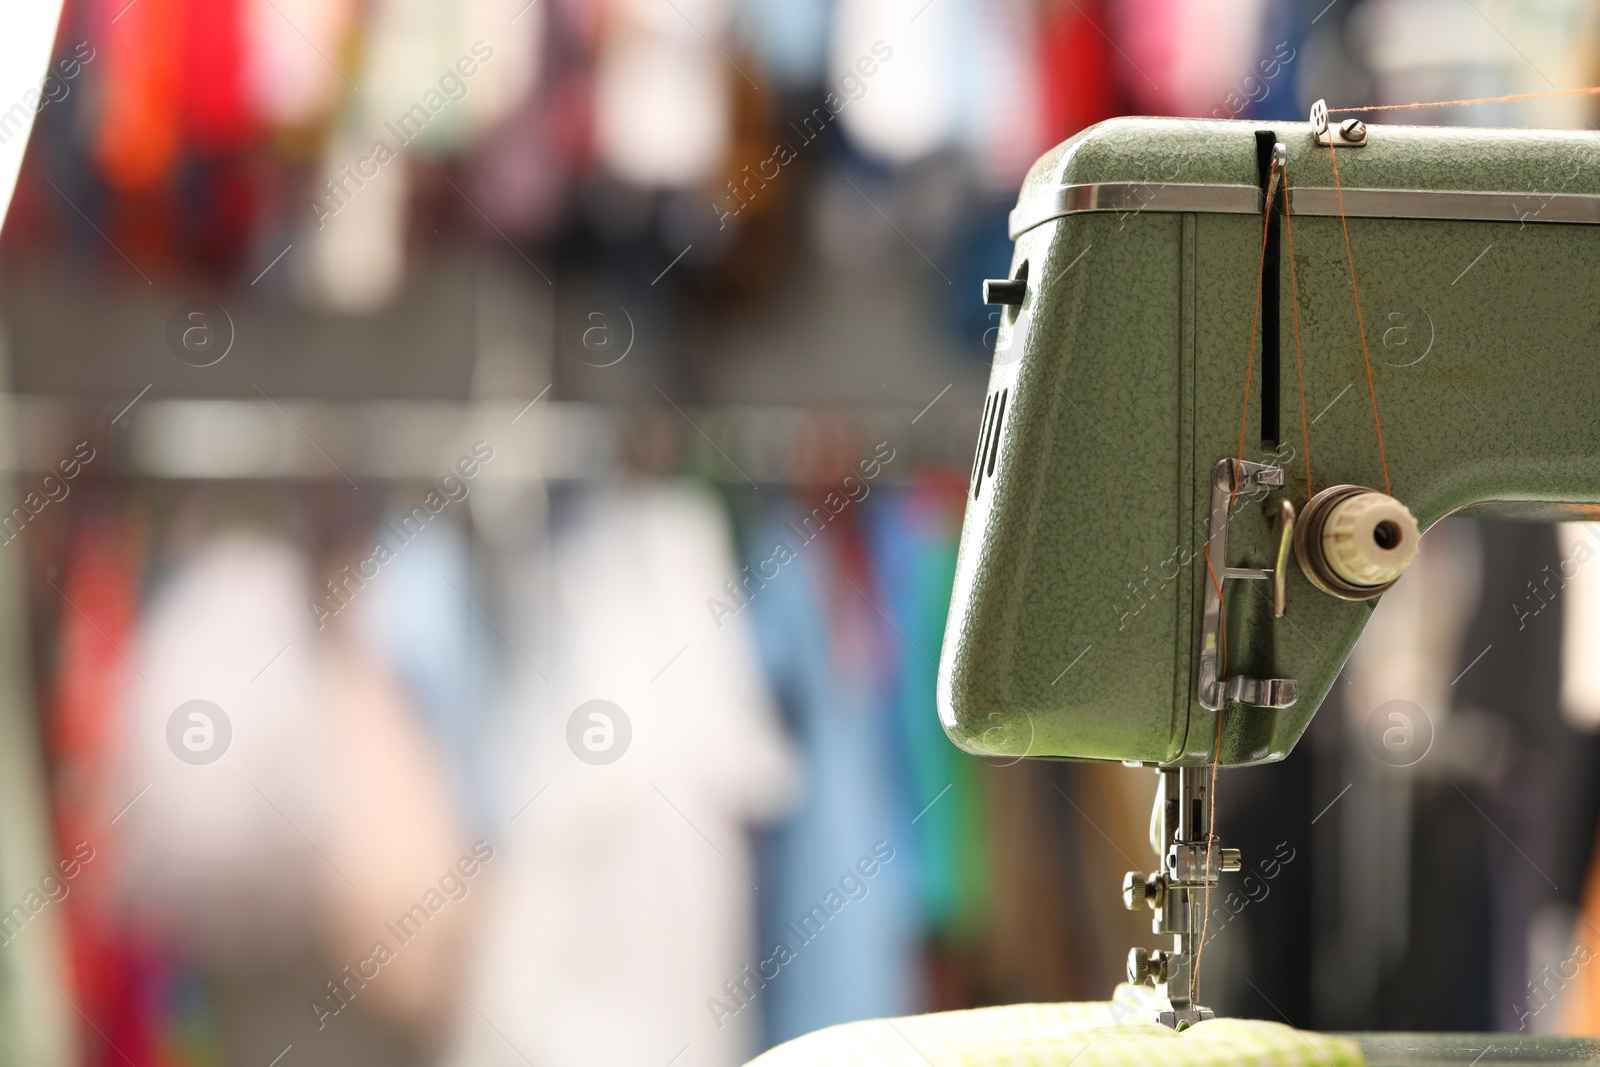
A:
[[1008, 183, 1258, 237], [1287, 186, 1600, 225], [1009, 182, 1600, 238]]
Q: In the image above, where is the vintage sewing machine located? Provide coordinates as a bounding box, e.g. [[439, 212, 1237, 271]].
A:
[[942, 102, 1600, 1032]]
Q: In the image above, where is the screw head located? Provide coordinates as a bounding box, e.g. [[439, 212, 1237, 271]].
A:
[[1128, 947, 1168, 984], [1340, 118, 1367, 143], [1220, 848, 1243, 873], [1122, 871, 1144, 910]]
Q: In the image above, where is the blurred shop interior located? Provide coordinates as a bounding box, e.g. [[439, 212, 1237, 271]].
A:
[[1, 0, 1600, 1064]]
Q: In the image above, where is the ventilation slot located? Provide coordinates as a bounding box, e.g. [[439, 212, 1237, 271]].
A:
[[969, 392, 996, 497], [971, 387, 1009, 500]]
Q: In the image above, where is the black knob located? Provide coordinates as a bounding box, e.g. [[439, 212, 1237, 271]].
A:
[[983, 278, 1026, 306]]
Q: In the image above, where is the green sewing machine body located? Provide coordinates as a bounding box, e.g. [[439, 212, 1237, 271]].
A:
[[939, 115, 1600, 770]]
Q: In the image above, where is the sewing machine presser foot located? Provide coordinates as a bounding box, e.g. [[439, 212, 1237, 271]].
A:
[[1122, 766, 1239, 1028]]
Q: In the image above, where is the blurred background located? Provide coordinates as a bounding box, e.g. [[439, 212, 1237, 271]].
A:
[[0, 0, 1598, 1064]]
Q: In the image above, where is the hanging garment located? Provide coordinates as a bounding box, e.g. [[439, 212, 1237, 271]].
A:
[[831, 0, 962, 164], [355, 514, 492, 831], [319, 635, 473, 1035], [301, 0, 535, 308], [594, 0, 734, 188], [50, 515, 148, 1067], [747, 499, 923, 1047], [25, 515, 154, 1067], [117, 532, 330, 966], [866, 476, 989, 941], [463, 0, 575, 240], [1036, 0, 1122, 143], [300, 113, 410, 312], [359, 0, 501, 160], [93, 0, 187, 191], [1107, 0, 1269, 117], [735, 0, 833, 90], [244, 0, 359, 132], [441, 480, 799, 1067], [313, 511, 483, 1033], [47, 509, 227, 1067], [181, 0, 253, 151], [962, 0, 1044, 190], [456, 0, 542, 139], [175, 0, 259, 273]]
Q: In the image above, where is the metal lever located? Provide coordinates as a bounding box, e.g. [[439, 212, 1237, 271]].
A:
[[1196, 458, 1299, 711], [1272, 499, 1295, 617], [982, 278, 1027, 305]]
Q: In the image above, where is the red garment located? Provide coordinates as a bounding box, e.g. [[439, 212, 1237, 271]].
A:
[[50, 517, 151, 1066], [94, 0, 187, 190], [1037, 0, 1123, 144], [181, 0, 252, 152]]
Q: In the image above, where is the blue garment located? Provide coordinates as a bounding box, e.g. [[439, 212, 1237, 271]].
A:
[[747, 502, 923, 1047], [1239, 0, 1309, 123], [735, 0, 834, 90], [357, 513, 495, 832], [868, 481, 989, 939]]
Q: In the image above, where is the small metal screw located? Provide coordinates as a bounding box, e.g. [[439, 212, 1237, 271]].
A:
[[1128, 947, 1168, 985], [1340, 118, 1367, 143], [1220, 848, 1243, 873], [1122, 871, 1144, 910]]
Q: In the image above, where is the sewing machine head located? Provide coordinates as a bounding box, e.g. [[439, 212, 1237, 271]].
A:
[[937, 102, 1600, 1025]]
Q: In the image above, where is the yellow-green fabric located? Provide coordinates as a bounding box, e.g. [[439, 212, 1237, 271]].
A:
[[745, 990, 1364, 1067]]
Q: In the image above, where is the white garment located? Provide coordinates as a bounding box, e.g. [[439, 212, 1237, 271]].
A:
[[594, 0, 733, 188], [246, 0, 358, 129], [301, 117, 410, 313], [443, 481, 800, 1067], [965, 0, 1045, 190], [301, 0, 539, 311], [117, 534, 330, 967], [833, 0, 960, 164]]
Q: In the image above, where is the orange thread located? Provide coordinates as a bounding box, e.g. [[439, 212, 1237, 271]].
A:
[[1194, 710, 1225, 1002], [1203, 158, 1286, 1004], [1329, 85, 1600, 114], [1197, 158, 1285, 1005], [1213, 160, 1278, 679], [1328, 142, 1391, 494], [1281, 165, 1313, 496]]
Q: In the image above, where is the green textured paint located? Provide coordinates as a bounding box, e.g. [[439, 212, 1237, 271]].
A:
[[938, 116, 1600, 768]]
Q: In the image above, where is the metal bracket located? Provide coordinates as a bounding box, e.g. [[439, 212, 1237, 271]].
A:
[[1197, 458, 1299, 711], [1311, 99, 1367, 147]]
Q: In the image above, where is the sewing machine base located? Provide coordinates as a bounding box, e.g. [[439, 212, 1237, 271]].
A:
[[1351, 1033, 1600, 1065]]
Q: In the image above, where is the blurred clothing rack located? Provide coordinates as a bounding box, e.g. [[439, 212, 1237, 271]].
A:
[[0, 395, 981, 484]]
